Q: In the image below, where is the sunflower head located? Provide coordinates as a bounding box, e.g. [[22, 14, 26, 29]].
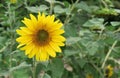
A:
[[10, 0, 17, 4], [16, 13, 66, 61], [86, 74, 93, 78], [37, 30, 49, 42], [105, 65, 113, 78]]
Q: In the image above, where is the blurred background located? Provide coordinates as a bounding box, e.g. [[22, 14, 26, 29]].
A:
[[0, 0, 120, 78]]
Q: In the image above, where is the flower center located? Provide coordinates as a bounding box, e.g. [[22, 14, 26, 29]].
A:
[[37, 30, 49, 42]]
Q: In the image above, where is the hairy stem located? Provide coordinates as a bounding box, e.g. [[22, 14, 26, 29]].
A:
[[90, 61, 104, 78], [101, 40, 118, 69], [101, 0, 108, 8], [32, 58, 37, 78], [64, 0, 79, 25], [49, 1, 54, 15]]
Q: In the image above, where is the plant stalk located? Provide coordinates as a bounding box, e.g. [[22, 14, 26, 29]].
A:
[[32, 58, 37, 78], [101, 40, 118, 69]]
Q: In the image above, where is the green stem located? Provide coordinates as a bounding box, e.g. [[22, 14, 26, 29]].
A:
[[32, 58, 37, 78], [101, 40, 118, 69], [90, 61, 104, 78], [98, 23, 107, 40], [64, 0, 79, 25], [8, 3, 13, 78], [113, 27, 120, 33], [101, 0, 108, 8], [108, 57, 120, 65], [49, 1, 54, 15], [76, 43, 82, 50]]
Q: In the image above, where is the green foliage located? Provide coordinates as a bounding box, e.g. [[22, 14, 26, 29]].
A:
[[0, 0, 120, 78], [83, 18, 105, 30]]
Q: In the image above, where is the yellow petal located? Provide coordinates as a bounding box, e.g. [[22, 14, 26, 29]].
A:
[[36, 48, 41, 61], [28, 46, 38, 58], [54, 20, 63, 28], [22, 18, 35, 31], [25, 44, 35, 55], [30, 14, 37, 25], [45, 45, 56, 57], [47, 23, 63, 32], [38, 13, 45, 22], [16, 29, 27, 35], [52, 35, 66, 42], [16, 36, 32, 43], [20, 27, 33, 35], [30, 14, 37, 21], [41, 13, 45, 18], [20, 42, 34, 50], [37, 12, 41, 20], [17, 43, 25, 48], [55, 42, 65, 46], [50, 29, 65, 35], [49, 41, 62, 53], [40, 48, 49, 61], [50, 15, 55, 22]]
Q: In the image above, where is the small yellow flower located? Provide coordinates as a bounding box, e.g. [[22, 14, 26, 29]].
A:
[[105, 65, 113, 78], [16, 13, 66, 61], [86, 74, 93, 78], [10, 0, 17, 4]]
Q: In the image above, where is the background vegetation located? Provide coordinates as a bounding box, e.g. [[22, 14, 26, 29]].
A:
[[0, 0, 120, 78]]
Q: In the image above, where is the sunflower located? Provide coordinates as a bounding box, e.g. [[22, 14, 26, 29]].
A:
[[86, 74, 93, 78], [16, 13, 66, 61], [10, 0, 17, 4], [105, 65, 113, 78]]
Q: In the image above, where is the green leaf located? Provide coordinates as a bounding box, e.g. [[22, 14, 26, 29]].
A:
[[77, 59, 87, 68], [95, 8, 118, 16], [65, 23, 78, 37], [45, 0, 64, 5], [85, 64, 99, 78], [63, 1, 70, 8], [64, 50, 79, 57], [86, 42, 99, 55], [9, 62, 31, 72], [111, 22, 120, 26], [0, 37, 6, 45], [83, 18, 104, 30], [115, 9, 120, 13], [13, 69, 30, 78], [0, 46, 6, 53], [43, 73, 51, 78], [54, 5, 65, 14], [26, 5, 48, 13], [48, 58, 64, 78], [66, 37, 81, 46], [0, 4, 3, 7], [41, 61, 49, 67], [0, 70, 9, 77], [112, 47, 120, 58], [79, 29, 92, 36], [76, 1, 91, 13]]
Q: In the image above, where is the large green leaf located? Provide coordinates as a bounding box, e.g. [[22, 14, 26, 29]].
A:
[[86, 42, 99, 55], [77, 58, 87, 68], [48, 58, 64, 78], [66, 37, 81, 46], [54, 5, 65, 14], [75, 1, 91, 13], [83, 18, 104, 30], [13, 68, 30, 78], [43, 73, 51, 78], [9, 62, 31, 72], [64, 50, 80, 57], [26, 5, 48, 13], [111, 22, 120, 26]]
